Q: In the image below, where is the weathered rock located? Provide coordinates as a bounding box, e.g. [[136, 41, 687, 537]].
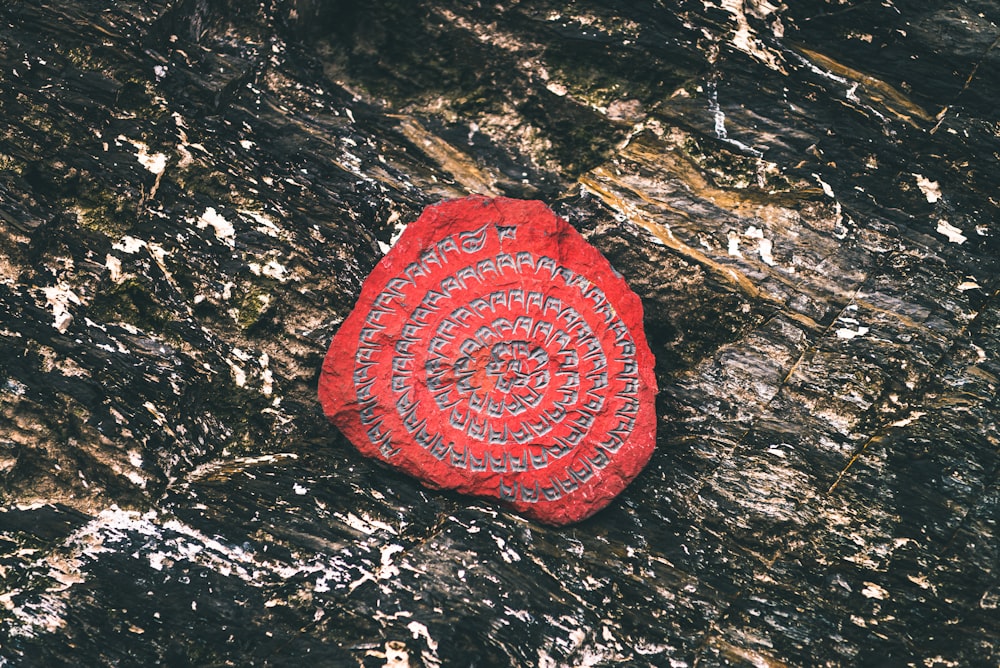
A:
[[2, 0, 999, 666], [319, 196, 656, 525]]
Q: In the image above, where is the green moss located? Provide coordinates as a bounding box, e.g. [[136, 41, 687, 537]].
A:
[[548, 63, 628, 109], [75, 187, 137, 237], [542, 36, 679, 109], [235, 286, 272, 331], [0, 153, 25, 174], [23, 105, 73, 145], [196, 373, 272, 457], [65, 45, 110, 72], [175, 164, 232, 202], [89, 278, 170, 331], [452, 85, 509, 116], [680, 134, 794, 194], [518, 95, 622, 176]]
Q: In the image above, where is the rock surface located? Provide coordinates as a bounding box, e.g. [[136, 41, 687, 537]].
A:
[[319, 196, 657, 525], [1, 0, 998, 666]]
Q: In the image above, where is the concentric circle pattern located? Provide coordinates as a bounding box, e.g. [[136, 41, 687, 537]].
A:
[[320, 197, 656, 525]]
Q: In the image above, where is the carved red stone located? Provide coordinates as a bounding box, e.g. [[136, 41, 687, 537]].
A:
[[318, 196, 656, 525]]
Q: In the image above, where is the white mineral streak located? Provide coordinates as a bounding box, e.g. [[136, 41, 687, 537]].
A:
[[378, 209, 409, 254], [113, 235, 146, 253], [184, 453, 300, 483], [744, 225, 776, 266], [980, 588, 1000, 610], [546, 81, 569, 96], [1, 506, 359, 638], [259, 352, 274, 396], [727, 230, 743, 257], [339, 512, 398, 536], [107, 240, 143, 285], [889, 411, 926, 428], [407, 621, 441, 667], [172, 113, 195, 169], [757, 237, 776, 266], [836, 325, 870, 340], [813, 173, 836, 198], [809, 174, 848, 237], [197, 207, 236, 245], [105, 254, 123, 283], [142, 403, 174, 439], [228, 348, 249, 387], [861, 582, 889, 600], [124, 470, 147, 488], [922, 657, 960, 668], [249, 259, 288, 281], [118, 135, 167, 176], [0, 591, 68, 637], [836, 307, 869, 339], [383, 641, 410, 668], [379, 544, 404, 580], [936, 219, 966, 244], [715, 0, 783, 71], [4, 377, 27, 394], [492, 535, 522, 563], [42, 284, 81, 333], [146, 242, 173, 282], [971, 343, 987, 363], [707, 83, 763, 156], [914, 174, 942, 203], [137, 145, 167, 176], [239, 209, 281, 237], [255, 293, 271, 312], [710, 86, 727, 140]]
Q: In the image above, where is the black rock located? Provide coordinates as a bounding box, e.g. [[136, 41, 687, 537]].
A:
[[1, 1, 997, 665]]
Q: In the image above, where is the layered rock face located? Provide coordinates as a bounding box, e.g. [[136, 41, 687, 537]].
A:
[[1, 1, 998, 666]]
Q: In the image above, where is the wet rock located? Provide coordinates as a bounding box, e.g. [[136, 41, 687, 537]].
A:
[[1, 0, 998, 666]]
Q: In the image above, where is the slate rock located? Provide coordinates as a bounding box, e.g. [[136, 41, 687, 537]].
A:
[[319, 196, 656, 525]]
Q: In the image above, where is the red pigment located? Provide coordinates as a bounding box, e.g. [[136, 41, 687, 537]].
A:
[[319, 196, 656, 525]]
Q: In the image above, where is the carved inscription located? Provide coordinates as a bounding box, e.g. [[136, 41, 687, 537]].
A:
[[353, 223, 640, 505]]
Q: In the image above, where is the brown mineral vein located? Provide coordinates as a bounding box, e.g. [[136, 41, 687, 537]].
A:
[[708, 637, 790, 668], [828, 291, 999, 494], [392, 115, 502, 196], [592, 141, 961, 340], [579, 167, 785, 306], [933, 32, 1000, 133], [792, 45, 935, 127], [620, 135, 819, 215]]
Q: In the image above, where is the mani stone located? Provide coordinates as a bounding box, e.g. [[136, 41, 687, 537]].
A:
[[318, 196, 657, 525]]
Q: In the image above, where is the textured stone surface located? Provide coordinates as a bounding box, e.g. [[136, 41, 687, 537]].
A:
[[1, 0, 998, 666], [319, 196, 656, 525]]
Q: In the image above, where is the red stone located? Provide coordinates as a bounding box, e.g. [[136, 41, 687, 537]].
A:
[[318, 196, 656, 525]]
